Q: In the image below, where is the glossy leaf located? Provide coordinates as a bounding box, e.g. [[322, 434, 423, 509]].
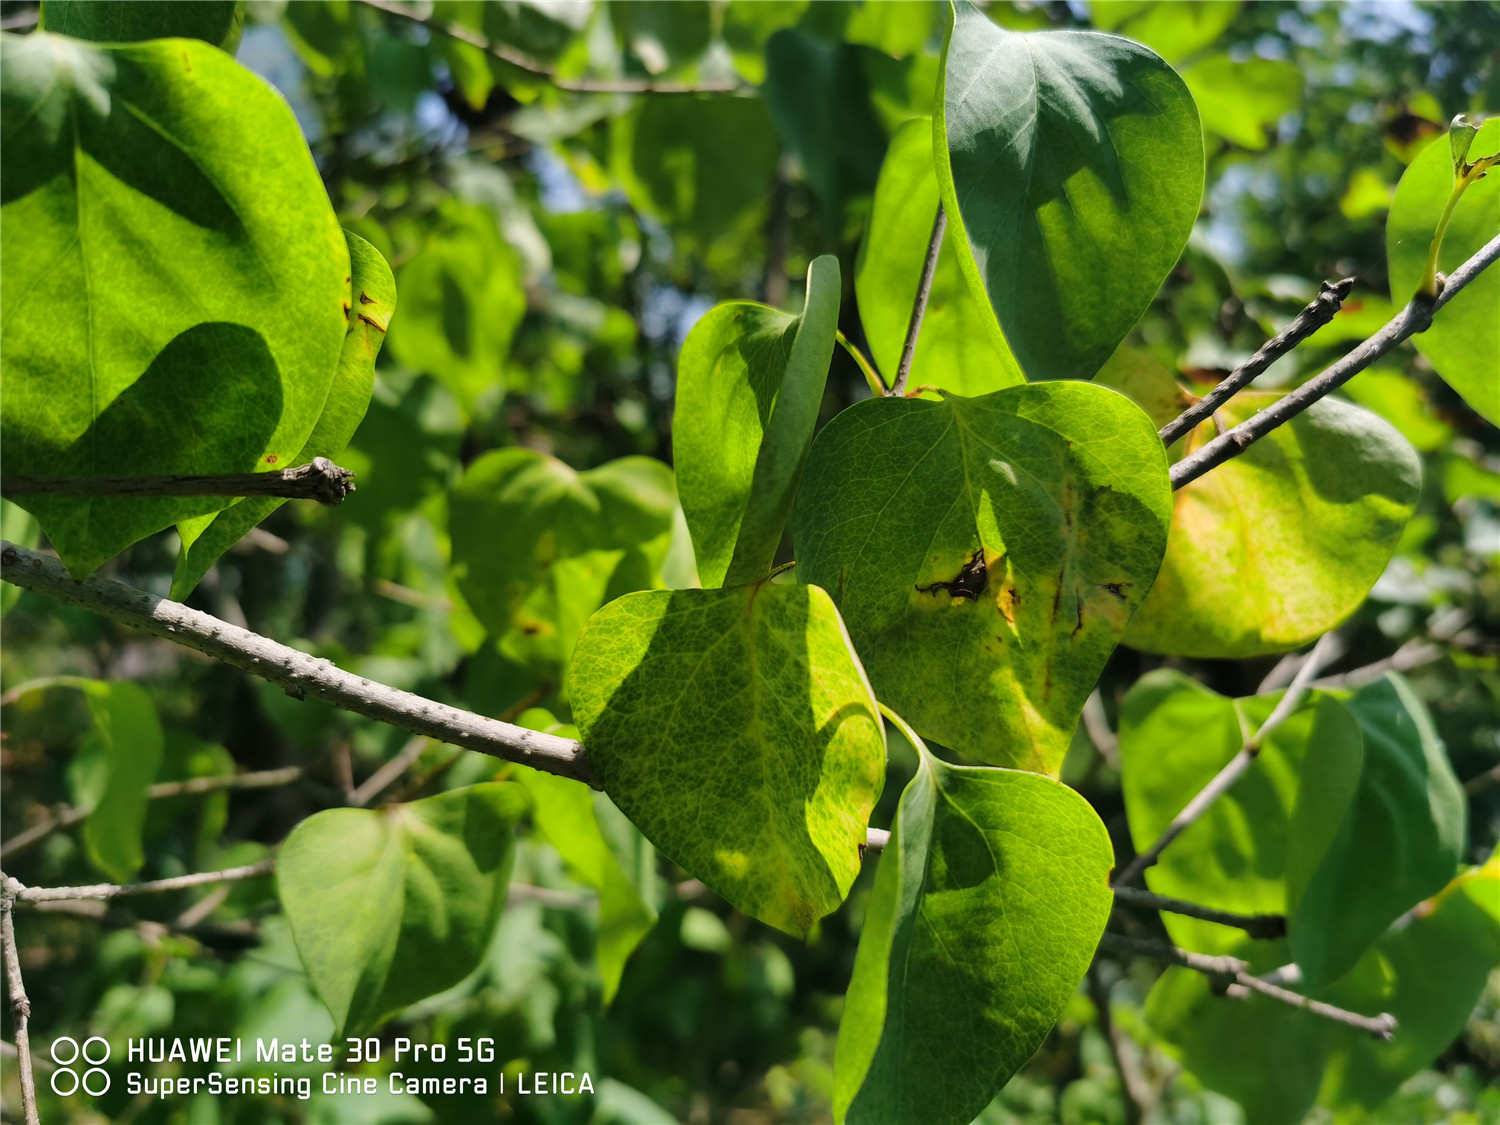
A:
[[1119, 670, 1365, 955], [834, 718, 1113, 1125], [1104, 354, 1422, 657], [65, 681, 165, 882], [935, 3, 1202, 379], [792, 382, 1171, 774], [856, 118, 1023, 396], [41, 0, 243, 49], [568, 583, 886, 938], [1387, 117, 1500, 426], [277, 783, 524, 1035], [386, 201, 524, 413], [1291, 675, 1466, 985], [449, 449, 676, 671], [674, 256, 841, 588], [0, 34, 349, 575], [172, 230, 395, 597]]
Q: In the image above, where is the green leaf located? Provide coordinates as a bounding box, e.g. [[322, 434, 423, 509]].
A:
[[610, 95, 779, 270], [1183, 55, 1301, 151], [792, 382, 1171, 775], [1119, 670, 1365, 955], [1146, 858, 1500, 1124], [1292, 675, 1466, 985], [833, 715, 1114, 1125], [0, 33, 349, 576], [935, 3, 1202, 379], [513, 708, 658, 1004], [856, 118, 1023, 396], [1388, 117, 1500, 426], [568, 582, 886, 938], [722, 1, 810, 85], [764, 29, 886, 230], [1101, 355, 1422, 658], [385, 201, 525, 414], [1089, 1, 1239, 63], [674, 256, 841, 588], [64, 681, 165, 882], [277, 783, 525, 1035], [448, 449, 677, 671], [171, 230, 396, 597], [41, 0, 243, 50]]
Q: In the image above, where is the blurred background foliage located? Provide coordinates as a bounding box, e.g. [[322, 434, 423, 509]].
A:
[[2, 1, 1498, 1122]]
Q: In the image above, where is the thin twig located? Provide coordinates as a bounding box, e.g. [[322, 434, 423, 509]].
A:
[[1, 767, 305, 860], [1158, 278, 1355, 447], [9, 860, 274, 904], [1114, 633, 1339, 886], [1465, 762, 1500, 797], [1098, 932, 1396, 1039], [0, 542, 589, 782], [889, 207, 947, 397], [350, 736, 429, 806], [0, 877, 40, 1125], [1112, 885, 1285, 940], [2, 458, 356, 507], [1082, 690, 1119, 768], [1171, 234, 1500, 490], [1086, 967, 1149, 1125], [358, 0, 743, 94]]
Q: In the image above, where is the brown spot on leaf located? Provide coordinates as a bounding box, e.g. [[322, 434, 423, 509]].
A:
[[359, 291, 376, 304], [1100, 582, 1129, 601], [916, 548, 988, 601], [265, 454, 279, 465]]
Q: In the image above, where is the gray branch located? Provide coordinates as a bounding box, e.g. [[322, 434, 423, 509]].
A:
[[1098, 931, 1396, 1039], [1112, 885, 1285, 940], [0, 878, 39, 1125], [1171, 233, 1500, 490], [890, 206, 947, 397], [1158, 277, 1355, 447], [2, 458, 356, 507]]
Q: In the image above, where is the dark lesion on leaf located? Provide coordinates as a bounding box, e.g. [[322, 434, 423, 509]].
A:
[[1099, 581, 1130, 600], [916, 548, 988, 601]]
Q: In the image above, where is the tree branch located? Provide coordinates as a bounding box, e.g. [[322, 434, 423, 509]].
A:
[[1114, 633, 1339, 885], [8, 860, 274, 904], [1158, 278, 1355, 447], [0, 541, 590, 783], [1112, 885, 1285, 940], [1098, 931, 1396, 1039], [1087, 967, 1150, 1124], [889, 206, 946, 397], [358, 0, 744, 95], [0, 878, 40, 1125], [1171, 233, 1500, 490], [1, 767, 305, 860], [1, 458, 356, 507]]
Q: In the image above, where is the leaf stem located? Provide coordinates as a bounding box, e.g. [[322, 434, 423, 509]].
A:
[[890, 206, 947, 397], [1170, 233, 1500, 490], [2, 458, 357, 507], [1097, 932, 1397, 1040]]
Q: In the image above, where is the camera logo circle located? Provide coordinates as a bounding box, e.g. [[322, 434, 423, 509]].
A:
[[48, 1036, 111, 1096]]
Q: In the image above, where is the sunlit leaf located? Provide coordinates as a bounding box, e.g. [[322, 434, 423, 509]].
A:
[[0, 33, 348, 575], [834, 716, 1113, 1125], [793, 382, 1170, 774], [674, 256, 841, 588], [569, 582, 886, 938], [936, 3, 1202, 379]]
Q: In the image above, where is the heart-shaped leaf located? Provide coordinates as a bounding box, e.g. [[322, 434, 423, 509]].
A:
[[568, 582, 886, 938], [277, 783, 525, 1035], [1114, 373, 1420, 657], [171, 230, 395, 597], [1387, 117, 1500, 426], [449, 449, 677, 670], [834, 714, 1113, 1125], [674, 255, 841, 588], [935, 2, 1202, 379], [856, 117, 1022, 396], [792, 381, 1171, 774], [0, 33, 349, 576]]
